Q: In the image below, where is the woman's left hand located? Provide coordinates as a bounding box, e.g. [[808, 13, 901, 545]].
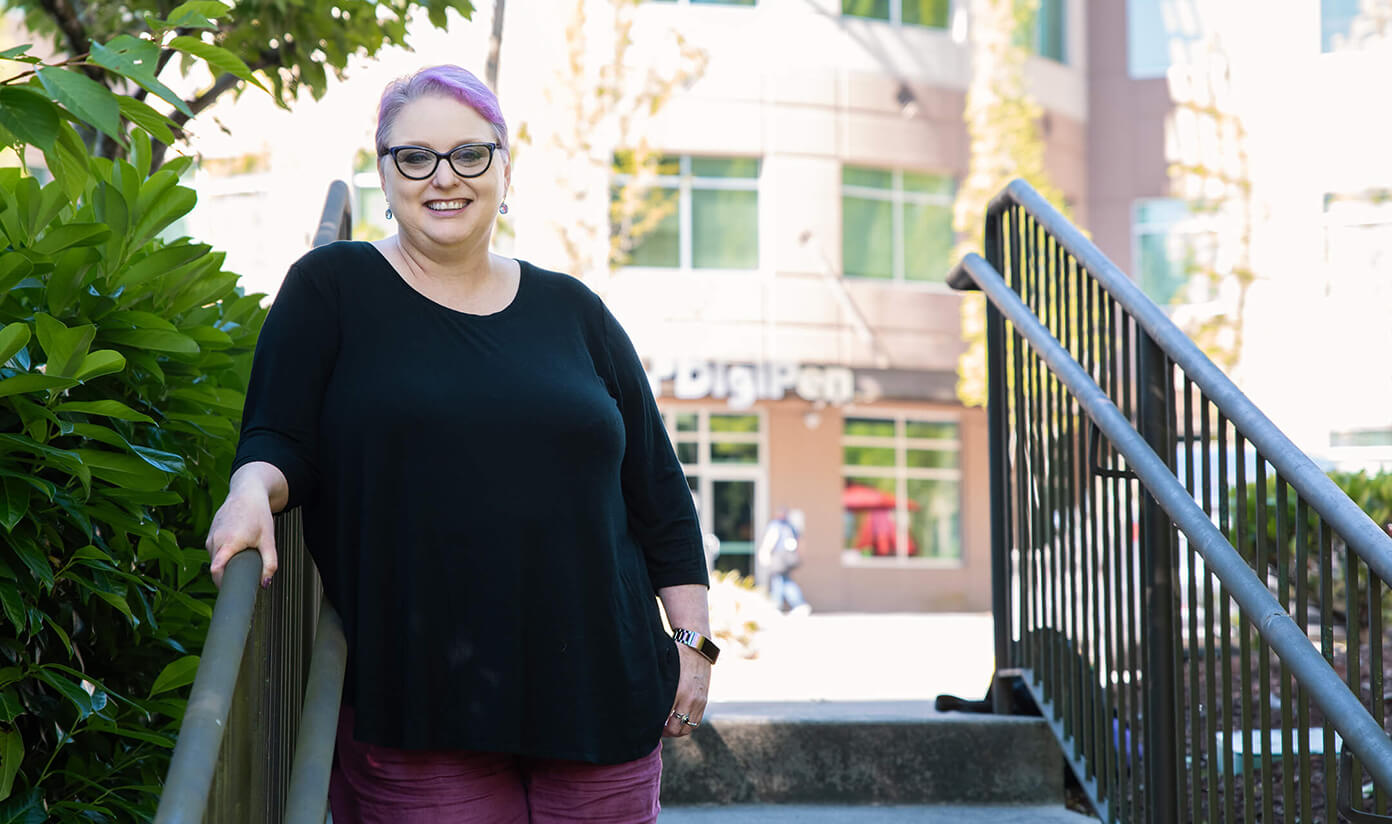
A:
[[663, 644, 712, 738]]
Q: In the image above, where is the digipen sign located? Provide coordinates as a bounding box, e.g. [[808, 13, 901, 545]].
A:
[[644, 359, 863, 410]]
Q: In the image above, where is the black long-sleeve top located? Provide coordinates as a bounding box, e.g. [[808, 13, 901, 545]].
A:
[[231, 240, 708, 764]]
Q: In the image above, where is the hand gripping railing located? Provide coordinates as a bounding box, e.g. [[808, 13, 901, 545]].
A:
[[155, 181, 352, 823], [951, 179, 1392, 823]]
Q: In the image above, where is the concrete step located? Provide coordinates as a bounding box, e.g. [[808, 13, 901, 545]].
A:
[[660, 701, 1062, 806], [660, 805, 1096, 823]]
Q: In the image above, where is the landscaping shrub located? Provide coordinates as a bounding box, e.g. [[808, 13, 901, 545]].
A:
[[0, 5, 268, 819]]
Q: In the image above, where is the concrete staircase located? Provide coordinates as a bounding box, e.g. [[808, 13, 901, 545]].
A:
[[659, 700, 1094, 823]]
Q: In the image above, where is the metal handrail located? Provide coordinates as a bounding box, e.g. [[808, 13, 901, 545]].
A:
[[283, 604, 347, 824], [950, 178, 1392, 586], [156, 181, 353, 822], [154, 551, 262, 823], [950, 248, 1392, 793]]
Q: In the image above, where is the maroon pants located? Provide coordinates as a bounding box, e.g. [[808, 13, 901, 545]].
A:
[[328, 707, 662, 824]]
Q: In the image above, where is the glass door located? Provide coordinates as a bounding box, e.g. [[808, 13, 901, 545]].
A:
[[663, 408, 766, 580], [710, 479, 756, 576]]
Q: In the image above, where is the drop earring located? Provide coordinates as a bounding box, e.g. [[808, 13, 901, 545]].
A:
[[498, 202, 509, 215], [385, 207, 393, 220]]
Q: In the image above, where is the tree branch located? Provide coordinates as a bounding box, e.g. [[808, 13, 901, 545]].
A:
[[149, 49, 283, 169], [37, 0, 89, 58]]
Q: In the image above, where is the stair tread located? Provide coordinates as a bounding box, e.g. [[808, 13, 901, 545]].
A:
[[661, 804, 1095, 823], [703, 700, 1043, 724]]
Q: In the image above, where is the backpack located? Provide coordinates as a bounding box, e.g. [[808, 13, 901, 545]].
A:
[[767, 520, 802, 574]]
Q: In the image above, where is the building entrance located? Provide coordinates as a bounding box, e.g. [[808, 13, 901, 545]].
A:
[[662, 408, 766, 579]]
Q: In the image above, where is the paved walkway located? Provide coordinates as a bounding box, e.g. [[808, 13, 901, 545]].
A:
[[706, 612, 995, 705]]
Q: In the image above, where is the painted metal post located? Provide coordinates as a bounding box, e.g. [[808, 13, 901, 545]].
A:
[[980, 209, 1016, 715], [1138, 333, 1178, 823]]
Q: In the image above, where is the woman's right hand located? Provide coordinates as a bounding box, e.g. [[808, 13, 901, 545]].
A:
[[206, 465, 285, 589]]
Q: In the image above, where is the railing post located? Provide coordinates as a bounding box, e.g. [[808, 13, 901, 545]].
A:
[[1138, 333, 1178, 823], [983, 209, 1015, 714]]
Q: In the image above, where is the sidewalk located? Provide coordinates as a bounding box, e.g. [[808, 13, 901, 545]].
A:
[[707, 612, 995, 705]]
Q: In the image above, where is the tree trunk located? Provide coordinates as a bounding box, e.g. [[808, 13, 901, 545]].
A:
[[485, 0, 507, 89]]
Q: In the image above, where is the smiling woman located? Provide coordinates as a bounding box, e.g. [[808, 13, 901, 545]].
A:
[[203, 65, 716, 824]]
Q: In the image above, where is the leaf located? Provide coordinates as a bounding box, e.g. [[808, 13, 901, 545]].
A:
[[107, 310, 177, 331], [32, 669, 91, 720], [45, 245, 100, 316], [168, 36, 267, 92], [116, 95, 175, 146], [0, 478, 27, 532], [73, 350, 126, 382], [0, 255, 32, 295], [30, 222, 110, 256], [9, 540, 51, 591], [0, 373, 77, 399], [167, 0, 231, 28], [0, 87, 58, 151], [0, 581, 23, 634], [0, 471, 55, 503], [149, 655, 199, 697], [130, 184, 197, 248], [89, 37, 193, 119], [71, 449, 172, 491], [0, 690, 21, 724], [0, 728, 19, 802], [0, 788, 46, 824], [53, 400, 154, 424], [0, 434, 89, 491], [129, 129, 152, 178], [33, 313, 95, 378], [0, 324, 29, 366], [102, 329, 199, 355], [0, 46, 31, 60], [183, 325, 233, 350], [41, 122, 90, 203], [36, 67, 123, 144], [110, 243, 206, 290]]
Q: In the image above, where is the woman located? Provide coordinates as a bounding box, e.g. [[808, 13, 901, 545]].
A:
[[204, 65, 715, 823]]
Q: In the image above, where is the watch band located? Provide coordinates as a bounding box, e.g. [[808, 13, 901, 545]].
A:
[[672, 628, 721, 664]]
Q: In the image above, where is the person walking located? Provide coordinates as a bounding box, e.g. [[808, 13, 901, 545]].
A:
[[756, 508, 812, 616], [204, 65, 716, 823]]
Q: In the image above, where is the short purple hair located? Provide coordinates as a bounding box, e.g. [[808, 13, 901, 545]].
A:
[[375, 65, 508, 157]]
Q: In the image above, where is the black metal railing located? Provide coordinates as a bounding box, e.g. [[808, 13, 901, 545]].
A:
[[950, 179, 1392, 823], [155, 181, 352, 823]]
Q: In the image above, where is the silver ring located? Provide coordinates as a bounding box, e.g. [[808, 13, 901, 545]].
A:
[[682, 718, 700, 728], [672, 711, 691, 724]]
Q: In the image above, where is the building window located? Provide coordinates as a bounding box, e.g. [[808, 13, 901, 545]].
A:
[[665, 410, 764, 576], [1322, 0, 1391, 52], [842, 415, 962, 563], [1126, 0, 1200, 78], [842, 167, 955, 283], [841, 0, 950, 28], [1131, 198, 1217, 306], [1324, 190, 1392, 273], [614, 155, 760, 271], [1019, 0, 1066, 63]]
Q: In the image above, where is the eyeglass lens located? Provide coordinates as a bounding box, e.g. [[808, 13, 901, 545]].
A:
[[394, 145, 493, 179]]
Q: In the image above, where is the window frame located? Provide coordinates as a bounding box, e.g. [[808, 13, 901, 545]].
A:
[[840, 0, 952, 29], [1322, 190, 1392, 272], [662, 408, 769, 560], [840, 409, 964, 568], [613, 154, 763, 274], [1129, 197, 1220, 307], [841, 166, 957, 287]]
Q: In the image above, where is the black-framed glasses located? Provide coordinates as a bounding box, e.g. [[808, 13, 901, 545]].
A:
[[383, 142, 499, 180]]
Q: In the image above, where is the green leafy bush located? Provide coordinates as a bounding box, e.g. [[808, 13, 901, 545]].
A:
[[0, 5, 269, 819]]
